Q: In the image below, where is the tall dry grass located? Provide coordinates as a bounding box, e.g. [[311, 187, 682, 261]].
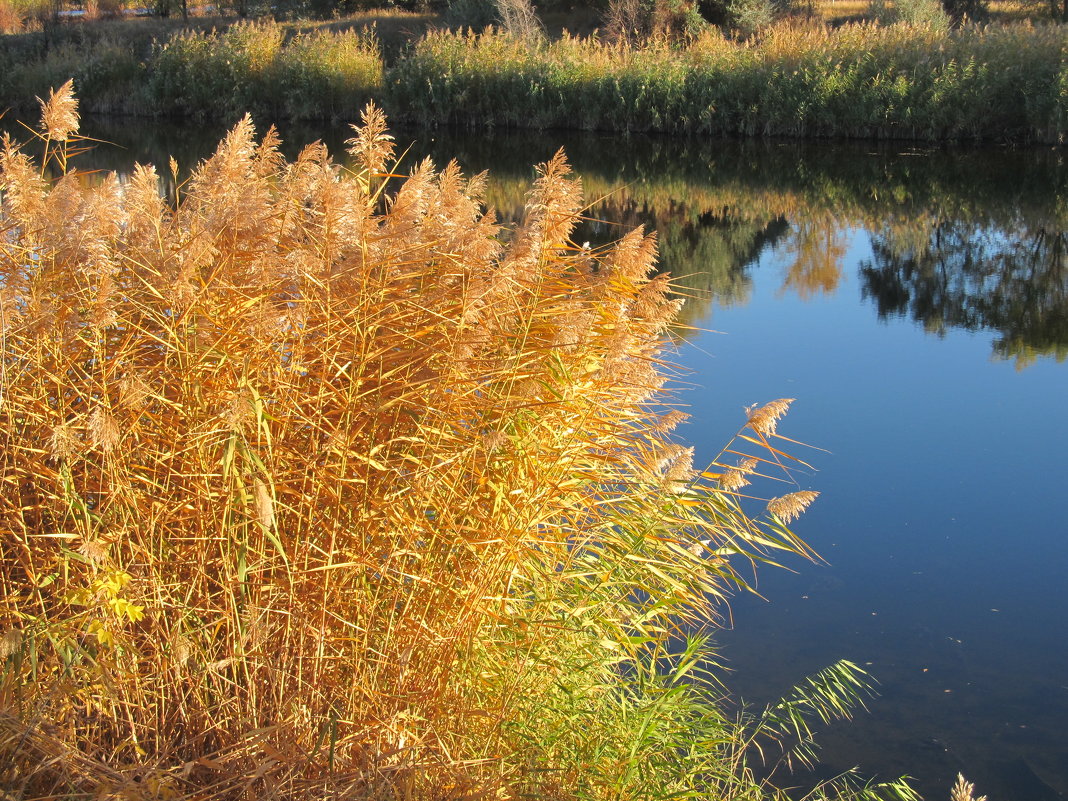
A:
[[0, 84, 911, 800], [0, 0, 56, 33], [0, 0, 22, 32]]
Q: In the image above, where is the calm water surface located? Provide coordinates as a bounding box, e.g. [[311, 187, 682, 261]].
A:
[[27, 115, 1068, 801]]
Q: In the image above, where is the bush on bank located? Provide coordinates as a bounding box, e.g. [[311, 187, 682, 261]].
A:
[[0, 19, 384, 119], [148, 21, 383, 119]]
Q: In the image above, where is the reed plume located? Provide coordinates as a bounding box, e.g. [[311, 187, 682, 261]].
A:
[[37, 79, 78, 142], [951, 775, 988, 801]]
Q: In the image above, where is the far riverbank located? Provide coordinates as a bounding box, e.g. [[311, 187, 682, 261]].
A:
[[1, 15, 1065, 142]]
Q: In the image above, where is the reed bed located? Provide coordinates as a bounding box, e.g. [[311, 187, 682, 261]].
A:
[[0, 19, 384, 120], [390, 21, 1067, 141], [147, 21, 384, 119], [0, 14, 1064, 139], [0, 16, 231, 113], [0, 85, 923, 800]]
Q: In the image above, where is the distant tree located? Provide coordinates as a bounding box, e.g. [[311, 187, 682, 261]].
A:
[[724, 0, 773, 35], [498, 0, 544, 38], [603, 0, 646, 42], [603, 0, 708, 42], [940, 0, 986, 23]]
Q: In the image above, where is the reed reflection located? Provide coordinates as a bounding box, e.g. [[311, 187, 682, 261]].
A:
[[777, 215, 848, 300], [22, 115, 1068, 365], [408, 130, 1067, 363]]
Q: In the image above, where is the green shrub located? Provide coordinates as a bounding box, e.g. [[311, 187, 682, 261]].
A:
[[147, 20, 382, 119], [275, 27, 385, 117], [727, 0, 775, 35], [870, 0, 950, 28]]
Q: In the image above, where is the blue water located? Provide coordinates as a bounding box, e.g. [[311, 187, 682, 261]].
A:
[[686, 230, 1068, 801]]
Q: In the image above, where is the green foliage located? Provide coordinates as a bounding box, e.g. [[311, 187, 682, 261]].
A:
[[147, 22, 279, 116], [0, 17, 386, 119], [387, 23, 1067, 141], [0, 18, 210, 113], [67, 36, 143, 110], [0, 34, 148, 115], [147, 20, 383, 119], [870, 0, 950, 27], [651, 0, 711, 37], [0, 13, 1064, 140], [726, 0, 774, 36]]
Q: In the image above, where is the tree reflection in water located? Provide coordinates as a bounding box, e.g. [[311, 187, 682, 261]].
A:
[[17, 114, 1067, 365], [861, 222, 1068, 367], [779, 215, 849, 300]]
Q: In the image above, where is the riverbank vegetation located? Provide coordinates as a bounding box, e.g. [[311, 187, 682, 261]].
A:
[[0, 17, 387, 118], [0, 0, 1066, 142], [0, 84, 929, 800], [391, 22, 1066, 140]]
